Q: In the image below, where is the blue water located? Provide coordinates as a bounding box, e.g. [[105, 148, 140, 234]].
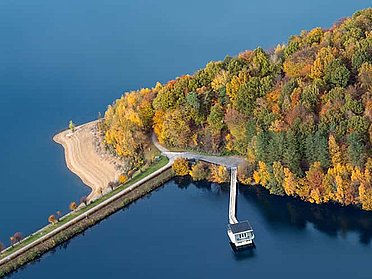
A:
[[9, 180, 372, 278], [0, 0, 370, 278]]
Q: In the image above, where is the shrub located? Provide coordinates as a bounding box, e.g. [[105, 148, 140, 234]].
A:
[[172, 158, 190, 176], [190, 161, 210, 181], [209, 164, 229, 183]]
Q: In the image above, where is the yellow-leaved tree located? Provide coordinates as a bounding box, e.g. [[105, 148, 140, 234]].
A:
[[209, 165, 229, 183], [172, 158, 190, 176]]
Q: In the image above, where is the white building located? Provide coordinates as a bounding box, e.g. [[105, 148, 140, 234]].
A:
[[227, 221, 255, 248]]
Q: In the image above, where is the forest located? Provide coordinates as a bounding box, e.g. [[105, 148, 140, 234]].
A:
[[101, 9, 372, 210]]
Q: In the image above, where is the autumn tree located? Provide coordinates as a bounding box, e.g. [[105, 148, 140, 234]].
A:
[[283, 168, 298, 196], [157, 108, 191, 147], [359, 169, 372, 210], [99, 9, 372, 210], [190, 161, 210, 181], [119, 174, 128, 184], [48, 214, 57, 225], [69, 202, 77, 212], [358, 63, 372, 91], [172, 158, 190, 176], [237, 161, 255, 185], [209, 164, 229, 183], [253, 161, 270, 187], [328, 134, 343, 166], [11, 232, 23, 245], [310, 47, 335, 79], [305, 162, 325, 204]]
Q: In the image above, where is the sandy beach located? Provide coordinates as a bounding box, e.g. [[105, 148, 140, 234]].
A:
[[53, 121, 122, 201]]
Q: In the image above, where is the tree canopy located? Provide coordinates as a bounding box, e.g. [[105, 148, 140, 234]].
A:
[[102, 9, 372, 210]]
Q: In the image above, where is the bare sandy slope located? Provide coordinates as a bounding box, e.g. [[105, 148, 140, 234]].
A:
[[53, 121, 122, 201]]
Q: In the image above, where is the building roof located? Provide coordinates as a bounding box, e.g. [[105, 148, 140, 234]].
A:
[[228, 221, 253, 234]]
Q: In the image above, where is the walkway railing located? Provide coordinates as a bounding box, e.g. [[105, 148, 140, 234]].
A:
[[229, 167, 238, 224]]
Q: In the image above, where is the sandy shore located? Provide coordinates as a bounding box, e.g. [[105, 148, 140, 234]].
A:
[[53, 121, 122, 201]]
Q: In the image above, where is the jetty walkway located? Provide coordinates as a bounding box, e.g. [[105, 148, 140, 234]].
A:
[[229, 167, 238, 224], [1, 132, 250, 276]]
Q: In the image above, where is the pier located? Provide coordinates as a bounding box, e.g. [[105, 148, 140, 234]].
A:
[[152, 134, 255, 248], [227, 167, 254, 248]]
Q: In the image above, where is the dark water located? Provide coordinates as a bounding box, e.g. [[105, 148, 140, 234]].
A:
[[9, 179, 372, 278], [0, 0, 370, 278]]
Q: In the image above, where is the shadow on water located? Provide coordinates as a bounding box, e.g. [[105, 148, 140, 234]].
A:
[[232, 249, 256, 261], [173, 177, 372, 246], [229, 242, 257, 261], [9, 177, 372, 277], [239, 185, 372, 245]]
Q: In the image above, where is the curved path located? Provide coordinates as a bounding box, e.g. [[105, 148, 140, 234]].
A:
[[151, 134, 245, 168]]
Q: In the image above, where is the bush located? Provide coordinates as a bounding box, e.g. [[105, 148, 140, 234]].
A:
[[172, 158, 190, 176], [209, 164, 229, 183], [190, 161, 210, 181]]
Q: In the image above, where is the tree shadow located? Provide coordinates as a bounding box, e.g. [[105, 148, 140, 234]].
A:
[[239, 185, 372, 245], [173, 177, 372, 245]]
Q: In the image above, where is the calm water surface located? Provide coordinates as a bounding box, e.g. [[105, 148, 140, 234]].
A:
[[0, 0, 370, 278], [9, 180, 372, 278]]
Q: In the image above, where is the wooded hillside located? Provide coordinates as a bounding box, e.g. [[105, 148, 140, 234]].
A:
[[102, 9, 372, 209]]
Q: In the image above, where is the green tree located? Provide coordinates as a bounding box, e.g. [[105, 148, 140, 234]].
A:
[[69, 120, 75, 132], [250, 47, 272, 77], [347, 132, 366, 167], [283, 129, 303, 176], [324, 59, 350, 88], [207, 103, 225, 133], [255, 130, 270, 163], [269, 161, 285, 195]]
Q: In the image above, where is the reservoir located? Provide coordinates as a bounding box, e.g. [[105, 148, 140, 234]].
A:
[[0, 0, 370, 278], [10, 180, 372, 278]]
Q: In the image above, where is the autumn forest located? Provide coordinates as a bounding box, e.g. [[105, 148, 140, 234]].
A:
[[101, 9, 372, 210]]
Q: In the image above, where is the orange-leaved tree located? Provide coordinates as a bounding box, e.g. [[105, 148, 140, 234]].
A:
[[69, 202, 77, 212], [48, 214, 57, 225]]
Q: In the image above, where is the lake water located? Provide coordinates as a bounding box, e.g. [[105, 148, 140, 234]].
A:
[[9, 180, 372, 278], [0, 0, 370, 278]]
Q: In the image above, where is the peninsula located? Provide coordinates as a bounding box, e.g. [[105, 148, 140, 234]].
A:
[[101, 8, 372, 210]]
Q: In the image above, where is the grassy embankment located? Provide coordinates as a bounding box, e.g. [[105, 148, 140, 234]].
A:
[[0, 156, 169, 261]]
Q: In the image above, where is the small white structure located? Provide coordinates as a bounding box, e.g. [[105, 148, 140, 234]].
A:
[[227, 221, 255, 247]]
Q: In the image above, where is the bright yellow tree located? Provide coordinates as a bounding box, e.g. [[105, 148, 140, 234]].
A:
[[172, 158, 190, 176]]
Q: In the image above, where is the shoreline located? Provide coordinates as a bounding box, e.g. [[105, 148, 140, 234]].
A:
[[0, 163, 174, 278], [53, 121, 123, 201]]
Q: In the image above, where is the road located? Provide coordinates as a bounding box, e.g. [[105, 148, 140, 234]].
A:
[[152, 134, 245, 168]]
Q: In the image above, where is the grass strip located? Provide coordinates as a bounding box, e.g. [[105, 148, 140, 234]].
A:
[[0, 156, 169, 259]]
